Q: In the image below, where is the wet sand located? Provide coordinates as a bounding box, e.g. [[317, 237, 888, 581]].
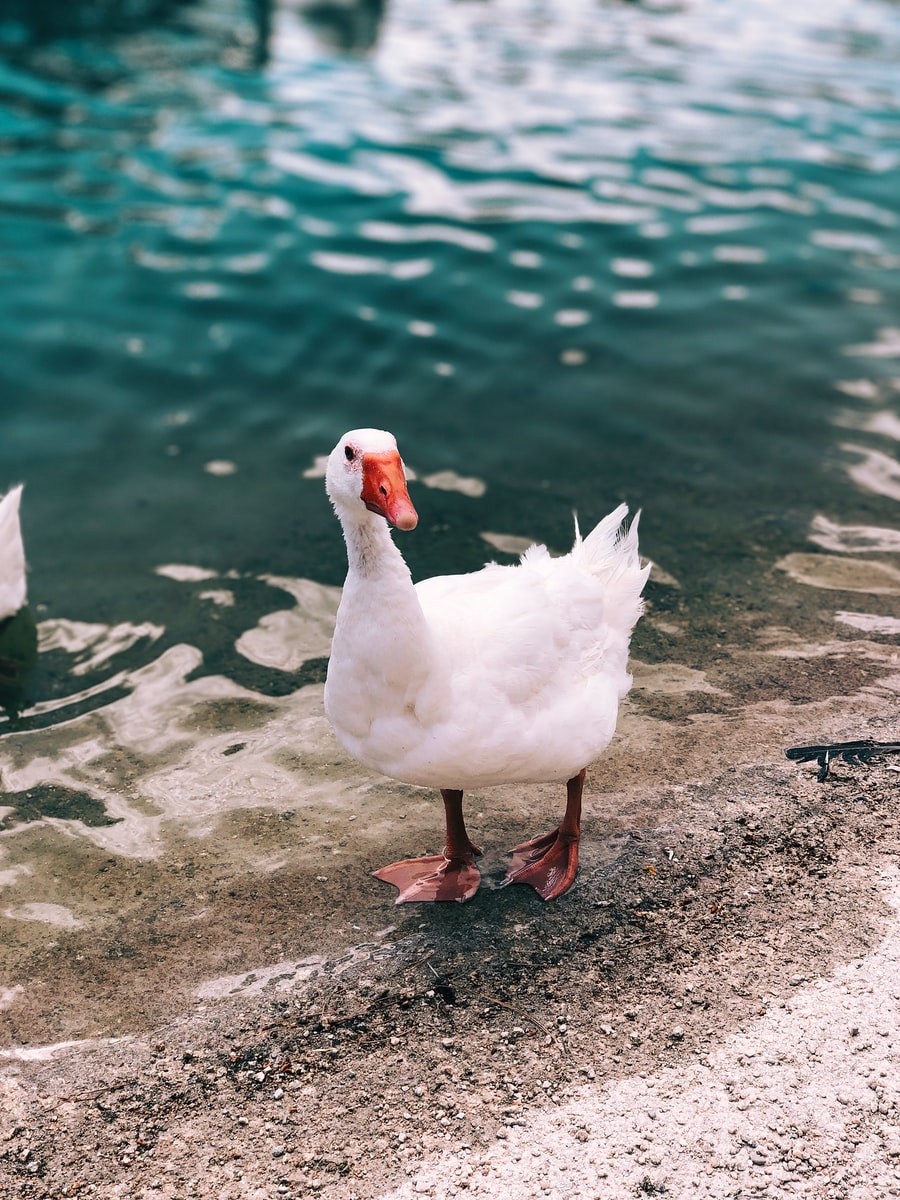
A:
[[1, 562, 899, 1198]]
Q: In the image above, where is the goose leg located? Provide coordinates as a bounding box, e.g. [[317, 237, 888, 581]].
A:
[[502, 769, 584, 900], [374, 789, 482, 903]]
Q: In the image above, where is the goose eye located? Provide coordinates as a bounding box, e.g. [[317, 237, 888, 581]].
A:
[[344, 445, 355, 462]]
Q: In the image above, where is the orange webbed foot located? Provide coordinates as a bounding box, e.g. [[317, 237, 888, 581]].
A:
[[374, 851, 482, 903], [501, 828, 579, 900]]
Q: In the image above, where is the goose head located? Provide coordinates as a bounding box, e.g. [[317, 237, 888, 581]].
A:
[[326, 429, 418, 532]]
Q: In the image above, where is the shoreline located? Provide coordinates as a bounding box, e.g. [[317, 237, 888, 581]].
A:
[[2, 629, 898, 1197]]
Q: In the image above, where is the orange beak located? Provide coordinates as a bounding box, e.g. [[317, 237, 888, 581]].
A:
[[360, 451, 418, 531]]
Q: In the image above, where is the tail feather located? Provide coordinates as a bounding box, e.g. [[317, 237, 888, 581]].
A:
[[575, 503, 644, 573], [573, 502, 650, 627], [575, 501, 628, 560]]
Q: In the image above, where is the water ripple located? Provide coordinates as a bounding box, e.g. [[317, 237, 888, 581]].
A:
[[309, 249, 433, 278], [1, 0, 900, 746], [358, 220, 496, 252]]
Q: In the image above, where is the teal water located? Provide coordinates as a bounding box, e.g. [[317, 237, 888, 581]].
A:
[[1, 0, 900, 1050], [1, 0, 899, 722]]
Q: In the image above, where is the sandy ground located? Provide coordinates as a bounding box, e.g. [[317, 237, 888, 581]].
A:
[[1, 616, 899, 1199]]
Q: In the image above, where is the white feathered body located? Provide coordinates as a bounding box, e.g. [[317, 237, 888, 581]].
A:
[[0, 485, 26, 621], [325, 503, 648, 790]]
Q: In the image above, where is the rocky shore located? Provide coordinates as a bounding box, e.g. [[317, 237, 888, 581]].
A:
[[2, 625, 898, 1199]]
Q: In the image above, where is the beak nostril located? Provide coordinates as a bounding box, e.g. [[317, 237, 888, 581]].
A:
[[359, 449, 417, 529]]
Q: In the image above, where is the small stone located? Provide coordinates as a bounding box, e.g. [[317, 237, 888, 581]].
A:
[[272, 1146, 285, 1159]]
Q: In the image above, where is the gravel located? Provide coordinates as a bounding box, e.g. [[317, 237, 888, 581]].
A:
[[2, 651, 899, 1200]]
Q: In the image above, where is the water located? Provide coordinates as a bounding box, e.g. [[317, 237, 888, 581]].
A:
[[0, 0, 899, 1041]]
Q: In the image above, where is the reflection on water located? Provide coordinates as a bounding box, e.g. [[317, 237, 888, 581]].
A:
[[0, 0, 899, 1036], [0, 0, 387, 63], [0, 0, 187, 39], [0, 483, 34, 721], [0, 608, 37, 723], [300, 0, 386, 54]]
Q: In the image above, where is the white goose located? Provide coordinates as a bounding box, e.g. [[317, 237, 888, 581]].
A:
[[0, 485, 26, 622], [324, 430, 648, 903]]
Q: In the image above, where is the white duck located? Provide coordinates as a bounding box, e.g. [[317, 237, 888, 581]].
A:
[[0, 484, 26, 621], [324, 430, 648, 903]]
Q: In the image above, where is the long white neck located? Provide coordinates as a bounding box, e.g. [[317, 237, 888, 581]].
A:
[[331, 501, 436, 691], [340, 507, 410, 585], [333, 504, 428, 641]]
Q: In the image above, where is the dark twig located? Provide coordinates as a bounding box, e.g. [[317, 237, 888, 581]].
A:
[[786, 740, 900, 782], [476, 992, 571, 1054], [50, 1081, 127, 1107]]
